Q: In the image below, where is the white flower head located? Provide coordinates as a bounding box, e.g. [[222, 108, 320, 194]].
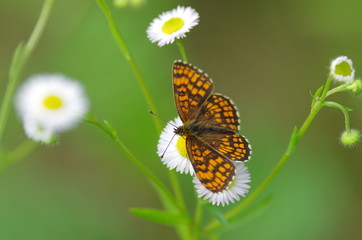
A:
[[23, 118, 56, 144], [15, 74, 89, 135], [157, 116, 194, 175], [330, 56, 355, 82], [147, 6, 199, 47], [193, 162, 251, 206]]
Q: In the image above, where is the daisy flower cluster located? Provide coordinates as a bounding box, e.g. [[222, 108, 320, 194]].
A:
[[328, 56, 362, 147], [158, 117, 251, 206], [15, 74, 89, 144]]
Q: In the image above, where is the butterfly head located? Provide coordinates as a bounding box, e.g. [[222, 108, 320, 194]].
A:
[[174, 126, 184, 136]]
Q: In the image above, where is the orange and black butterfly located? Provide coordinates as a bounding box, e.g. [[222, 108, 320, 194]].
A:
[[172, 60, 252, 193]]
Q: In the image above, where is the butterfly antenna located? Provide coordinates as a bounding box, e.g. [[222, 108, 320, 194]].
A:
[[148, 110, 178, 128], [160, 133, 178, 159]]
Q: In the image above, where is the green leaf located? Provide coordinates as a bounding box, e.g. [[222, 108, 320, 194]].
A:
[[208, 194, 274, 235], [311, 85, 324, 108], [286, 126, 298, 154], [207, 204, 228, 225], [130, 208, 188, 226]]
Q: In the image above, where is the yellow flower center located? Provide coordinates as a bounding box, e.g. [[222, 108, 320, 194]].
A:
[[176, 136, 188, 158], [162, 17, 184, 35], [43, 95, 63, 109], [335, 61, 352, 76]]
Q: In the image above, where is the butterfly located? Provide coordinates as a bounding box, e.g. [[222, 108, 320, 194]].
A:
[[172, 60, 252, 192]]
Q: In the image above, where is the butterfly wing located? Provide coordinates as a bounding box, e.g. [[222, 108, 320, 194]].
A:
[[197, 93, 240, 132], [186, 136, 235, 192], [192, 92, 251, 161], [173, 60, 214, 123], [201, 134, 251, 162]]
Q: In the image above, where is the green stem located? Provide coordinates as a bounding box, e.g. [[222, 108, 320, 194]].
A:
[[96, 0, 161, 132], [326, 81, 352, 97], [95, 3, 189, 234], [86, 117, 181, 211], [0, 140, 38, 174], [324, 101, 351, 131], [192, 199, 205, 240], [0, 0, 54, 144], [169, 170, 187, 211], [204, 75, 333, 234], [112, 137, 180, 207], [175, 38, 200, 240], [176, 39, 189, 62]]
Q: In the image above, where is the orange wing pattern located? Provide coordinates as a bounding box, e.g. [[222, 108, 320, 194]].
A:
[[171, 60, 252, 194], [186, 136, 235, 192], [202, 134, 251, 161], [197, 93, 240, 132], [173, 61, 214, 123]]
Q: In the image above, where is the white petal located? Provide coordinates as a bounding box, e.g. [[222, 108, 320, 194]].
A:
[[193, 162, 251, 206], [157, 116, 194, 175]]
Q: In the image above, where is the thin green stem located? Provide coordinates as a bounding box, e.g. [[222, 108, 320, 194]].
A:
[[169, 171, 187, 211], [324, 101, 351, 131], [320, 75, 333, 100], [86, 117, 182, 211], [175, 38, 200, 240], [0, 140, 38, 174], [96, 0, 161, 131], [326, 81, 353, 97], [0, 0, 54, 144], [192, 199, 205, 240], [112, 137, 180, 208], [112, 130, 191, 240], [95, 2, 187, 232], [204, 75, 333, 235], [176, 39, 189, 62]]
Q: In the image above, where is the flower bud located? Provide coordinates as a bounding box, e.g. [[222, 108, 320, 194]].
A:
[[340, 129, 361, 147], [347, 79, 362, 96], [330, 56, 355, 82], [114, 0, 128, 8]]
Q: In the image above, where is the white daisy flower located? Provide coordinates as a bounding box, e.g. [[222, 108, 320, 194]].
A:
[[147, 6, 199, 47], [157, 116, 194, 175], [15, 74, 89, 137], [193, 162, 251, 206], [330, 56, 355, 82]]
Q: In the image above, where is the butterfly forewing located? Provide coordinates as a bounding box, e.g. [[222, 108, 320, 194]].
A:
[[186, 136, 235, 192], [173, 61, 214, 123], [197, 93, 240, 132]]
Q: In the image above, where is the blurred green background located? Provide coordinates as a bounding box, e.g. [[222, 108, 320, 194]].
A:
[[1, 0, 362, 239]]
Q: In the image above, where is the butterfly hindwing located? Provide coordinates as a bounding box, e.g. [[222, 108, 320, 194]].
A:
[[186, 136, 235, 192], [173, 61, 214, 123], [200, 134, 251, 161]]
